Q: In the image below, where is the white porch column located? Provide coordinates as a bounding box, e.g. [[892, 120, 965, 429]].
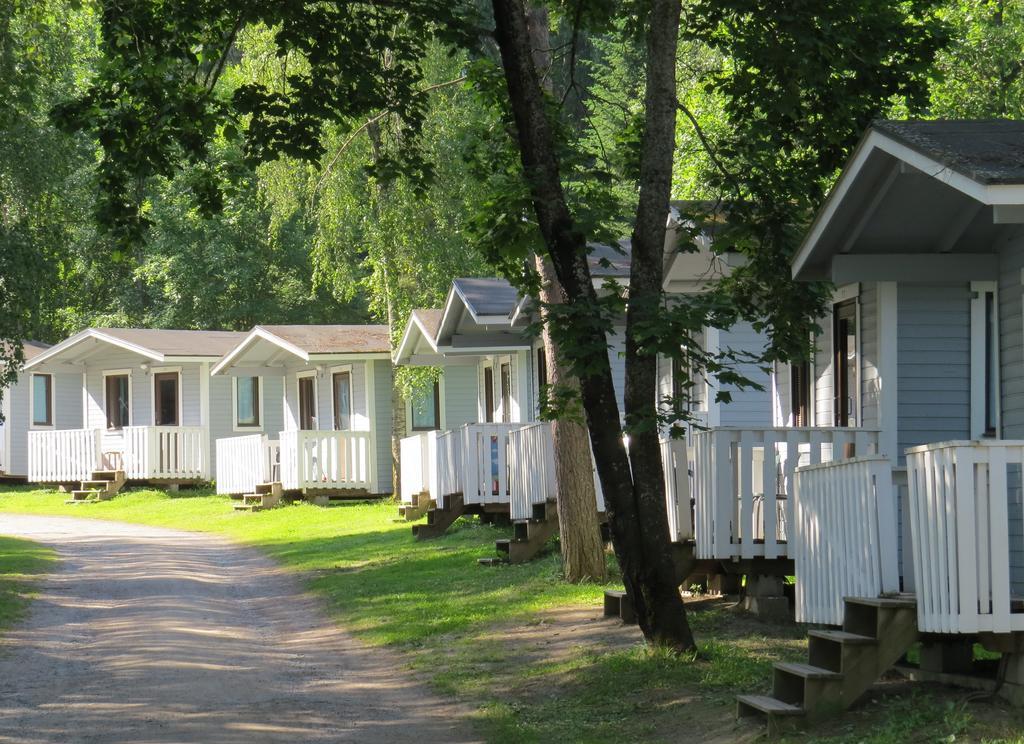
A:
[[877, 282, 898, 461]]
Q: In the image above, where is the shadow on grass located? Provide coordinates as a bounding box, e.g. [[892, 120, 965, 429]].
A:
[[0, 535, 58, 629]]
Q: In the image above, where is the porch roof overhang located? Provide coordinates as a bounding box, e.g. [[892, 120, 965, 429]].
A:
[[24, 329, 167, 371], [212, 326, 390, 375], [793, 120, 1024, 283]]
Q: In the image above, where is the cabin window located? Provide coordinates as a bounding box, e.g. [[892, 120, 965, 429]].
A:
[[411, 381, 440, 431], [31, 374, 52, 427], [235, 376, 260, 428], [971, 282, 999, 438], [985, 290, 998, 436], [790, 361, 812, 427], [105, 374, 130, 430], [483, 365, 495, 423], [332, 371, 352, 430], [832, 299, 857, 427], [500, 361, 512, 423], [153, 371, 179, 426], [298, 375, 316, 430]]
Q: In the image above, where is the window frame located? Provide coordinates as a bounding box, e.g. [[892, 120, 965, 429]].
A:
[[232, 375, 263, 431], [832, 296, 859, 428], [29, 373, 54, 429], [296, 371, 318, 431], [482, 363, 495, 423], [103, 369, 132, 431], [151, 367, 182, 427], [499, 360, 512, 423], [331, 365, 354, 431], [410, 380, 441, 432]]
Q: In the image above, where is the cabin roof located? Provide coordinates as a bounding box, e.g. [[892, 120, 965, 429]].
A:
[[22, 341, 52, 361], [211, 324, 391, 374], [872, 119, 1024, 185], [451, 278, 521, 319], [393, 310, 445, 365], [793, 118, 1024, 281], [255, 325, 390, 355], [24, 328, 246, 370], [92, 328, 246, 356]]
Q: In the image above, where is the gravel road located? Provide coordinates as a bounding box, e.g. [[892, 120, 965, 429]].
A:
[[0, 514, 475, 744]]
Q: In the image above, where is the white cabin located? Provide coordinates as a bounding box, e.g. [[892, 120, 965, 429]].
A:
[[211, 325, 393, 497], [0, 341, 84, 479], [19, 328, 245, 484]]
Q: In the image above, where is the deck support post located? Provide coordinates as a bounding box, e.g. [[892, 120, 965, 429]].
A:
[[919, 637, 973, 675], [707, 573, 741, 596], [742, 575, 791, 621]]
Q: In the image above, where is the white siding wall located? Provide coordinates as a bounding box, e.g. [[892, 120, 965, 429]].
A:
[[442, 365, 479, 428], [716, 321, 772, 428], [607, 324, 626, 416], [7, 371, 83, 476]]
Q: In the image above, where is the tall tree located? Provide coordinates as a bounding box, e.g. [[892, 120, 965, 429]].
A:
[[52, 0, 945, 649]]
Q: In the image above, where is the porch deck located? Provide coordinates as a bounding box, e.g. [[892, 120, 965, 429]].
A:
[[28, 426, 208, 483], [215, 430, 374, 496]]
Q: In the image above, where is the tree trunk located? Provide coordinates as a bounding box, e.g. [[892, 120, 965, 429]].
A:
[[525, 7, 606, 583], [491, 0, 693, 649], [535, 255, 607, 582]]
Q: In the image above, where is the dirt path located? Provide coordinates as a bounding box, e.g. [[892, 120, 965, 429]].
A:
[[0, 514, 476, 744]]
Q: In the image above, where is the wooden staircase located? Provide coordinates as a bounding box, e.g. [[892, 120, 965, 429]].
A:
[[397, 492, 432, 521], [411, 493, 466, 540], [737, 595, 918, 734], [65, 470, 126, 504], [233, 482, 283, 512], [480, 500, 559, 566]]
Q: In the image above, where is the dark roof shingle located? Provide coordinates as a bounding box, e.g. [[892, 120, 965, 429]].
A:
[[257, 325, 391, 354], [873, 119, 1024, 185]]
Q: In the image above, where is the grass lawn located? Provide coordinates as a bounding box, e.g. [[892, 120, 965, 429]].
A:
[[0, 533, 57, 633], [1, 485, 1023, 742]]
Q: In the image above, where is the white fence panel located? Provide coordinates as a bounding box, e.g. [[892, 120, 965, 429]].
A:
[[123, 426, 207, 480], [792, 455, 899, 625], [216, 434, 267, 495], [279, 430, 373, 492], [692, 427, 880, 560], [508, 423, 557, 521], [661, 438, 693, 542], [461, 423, 521, 506], [28, 428, 101, 483], [436, 427, 464, 510], [907, 440, 1024, 634], [399, 432, 437, 504]]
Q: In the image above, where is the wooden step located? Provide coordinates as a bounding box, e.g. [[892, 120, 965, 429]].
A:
[[413, 494, 466, 540], [843, 596, 916, 610], [807, 629, 878, 646], [80, 480, 112, 490], [774, 662, 841, 680], [477, 557, 507, 567], [737, 694, 803, 716], [495, 539, 511, 555], [90, 470, 120, 481]]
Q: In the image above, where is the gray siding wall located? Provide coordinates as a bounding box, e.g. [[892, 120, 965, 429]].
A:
[[813, 320, 833, 427], [896, 283, 971, 456], [997, 237, 1024, 594], [716, 321, 772, 428], [373, 359, 394, 493], [999, 237, 1024, 438], [608, 323, 626, 416], [443, 365, 479, 428], [7, 371, 83, 476]]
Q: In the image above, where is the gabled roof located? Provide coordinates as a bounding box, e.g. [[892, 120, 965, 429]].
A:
[[872, 119, 1024, 185], [451, 278, 521, 320], [793, 119, 1024, 280], [393, 310, 443, 365], [24, 328, 246, 370], [212, 324, 390, 375], [22, 341, 52, 361]]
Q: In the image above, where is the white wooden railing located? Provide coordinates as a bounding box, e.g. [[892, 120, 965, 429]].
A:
[[791, 455, 899, 625], [692, 427, 880, 560], [279, 429, 372, 492], [436, 427, 463, 509], [399, 431, 438, 504], [122, 426, 207, 480], [216, 434, 277, 495], [461, 423, 521, 506], [907, 440, 1024, 634], [28, 428, 102, 482], [508, 423, 557, 521], [661, 438, 693, 542]]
